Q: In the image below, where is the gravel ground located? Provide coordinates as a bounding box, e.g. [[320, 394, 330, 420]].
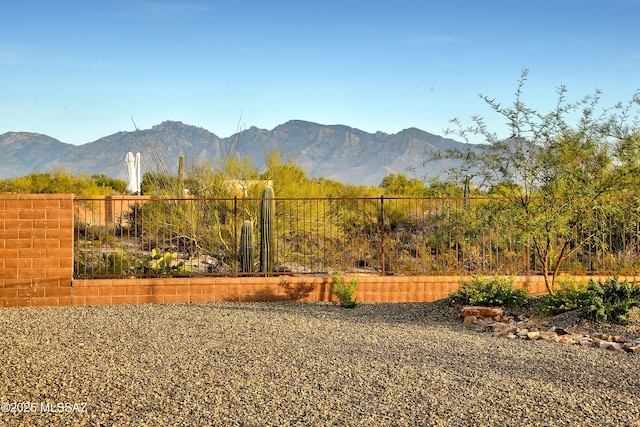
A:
[[0, 301, 638, 427]]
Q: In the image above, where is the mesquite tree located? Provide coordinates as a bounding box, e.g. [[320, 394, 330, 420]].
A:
[[433, 69, 640, 293]]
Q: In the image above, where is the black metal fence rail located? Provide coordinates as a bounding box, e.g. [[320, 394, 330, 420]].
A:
[[73, 196, 640, 279]]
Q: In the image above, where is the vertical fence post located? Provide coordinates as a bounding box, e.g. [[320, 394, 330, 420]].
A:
[[380, 195, 385, 276]]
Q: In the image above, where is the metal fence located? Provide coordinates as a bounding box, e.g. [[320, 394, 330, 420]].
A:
[[73, 196, 640, 279]]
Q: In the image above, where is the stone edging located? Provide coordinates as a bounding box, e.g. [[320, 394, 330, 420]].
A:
[[460, 306, 640, 354]]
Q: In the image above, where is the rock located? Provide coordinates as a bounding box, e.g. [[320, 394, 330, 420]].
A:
[[540, 331, 558, 340], [597, 341, 615, 350], [578, 338, 593, 347], [460, 309, 639, 355], [494, 325, 519, 338], [504, 325, 519, 334], [553, 327, 569, 336], [463, 316, 477, 325], [460, 306, 504, 318], [625, 344, 640, 353], [527, 331, 540, 340], [490, 323, 505, 332]]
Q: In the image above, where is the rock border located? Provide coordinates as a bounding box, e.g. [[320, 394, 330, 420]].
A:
[[460, 306, 640, 354]]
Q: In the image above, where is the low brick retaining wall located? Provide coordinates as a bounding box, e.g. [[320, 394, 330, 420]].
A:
[[10, 273, 638, 308], [68, 275, 548, 306]]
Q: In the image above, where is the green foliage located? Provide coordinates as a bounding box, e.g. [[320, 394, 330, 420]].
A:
[[379, 174, 473, 197], [449, 275, 528, 307], [380, 173, 428, 196], [0, 170, 123, 196], [331, 274, 358, 308], [91, 174, 127, 194], [141, 171, 178, 196], [240, 220, 255, 273], [423, 178, 466, 197], [260, 150, 308, 196], [260, 149, 382, 198], [542, 279, 591, 315], [487, 182, 523, 197], [584, 277, 640, 325], [542, 277, 640, 325], [100, 252, 135, 275], [435, 69, 640, 292]]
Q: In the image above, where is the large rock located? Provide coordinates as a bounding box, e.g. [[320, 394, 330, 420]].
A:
[[460, 306, 504, 318]]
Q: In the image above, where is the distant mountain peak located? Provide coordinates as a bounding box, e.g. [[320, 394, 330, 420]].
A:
[[151, 120, 192, 130], [0, 120, 478, 185]]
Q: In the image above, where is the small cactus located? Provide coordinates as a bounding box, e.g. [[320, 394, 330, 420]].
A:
[[240, 220, 255, 273], [260, 186, 275, 274]]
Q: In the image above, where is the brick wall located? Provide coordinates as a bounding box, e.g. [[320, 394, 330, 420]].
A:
[[0, 194, 74, 307], [70, 274, 624, 306], [75, 195, 150, 227], [2, 193, 637, 308], [69, 275, 547, 306]]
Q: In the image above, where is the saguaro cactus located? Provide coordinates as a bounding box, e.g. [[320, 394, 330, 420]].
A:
[[178, 155, 185, 191], [240, 220, 255, 273], [260, 186, 275, 274]]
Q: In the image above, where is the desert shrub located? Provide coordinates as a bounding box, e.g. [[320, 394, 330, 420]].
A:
[[584, 277, 640, 325], [331, 274, 358, 308], [91, 174, 127, 193], [449, 275, 528, 307], [542, 279, 592, 315]]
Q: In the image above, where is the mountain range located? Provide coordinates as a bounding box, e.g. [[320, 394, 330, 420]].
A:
[[0, 120, 477, 186]]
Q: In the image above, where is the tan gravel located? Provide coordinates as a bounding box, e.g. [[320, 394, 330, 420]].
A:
[[0, 301, 638, 426]]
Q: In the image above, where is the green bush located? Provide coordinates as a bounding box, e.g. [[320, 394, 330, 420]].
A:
[[542, 279, 592, 315], [584, 278, 640, 325], [331, 274, 358, 308], [0, 171, 124, 196], [449, 275, 528, 307], [542, 277, 640, 325]]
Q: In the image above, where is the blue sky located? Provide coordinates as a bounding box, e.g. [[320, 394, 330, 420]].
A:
[[2, 0, 639, 145]]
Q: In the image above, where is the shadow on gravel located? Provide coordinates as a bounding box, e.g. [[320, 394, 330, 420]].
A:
[[201, 299, 465, 331]]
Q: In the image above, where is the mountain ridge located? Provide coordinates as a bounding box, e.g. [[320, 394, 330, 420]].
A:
[[0, 120, 478, 185]]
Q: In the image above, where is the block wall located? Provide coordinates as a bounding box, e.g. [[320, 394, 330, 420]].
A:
[[65, 275, 518, 306], [67, 274, 633, 307], [74, 195, 150, 227], [0, 194, 74, 307]]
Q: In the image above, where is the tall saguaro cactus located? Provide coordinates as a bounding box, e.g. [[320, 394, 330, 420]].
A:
[[240, 220, 255, 273], [178, 155, 185, 193], [260, 186, 275, 274]]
